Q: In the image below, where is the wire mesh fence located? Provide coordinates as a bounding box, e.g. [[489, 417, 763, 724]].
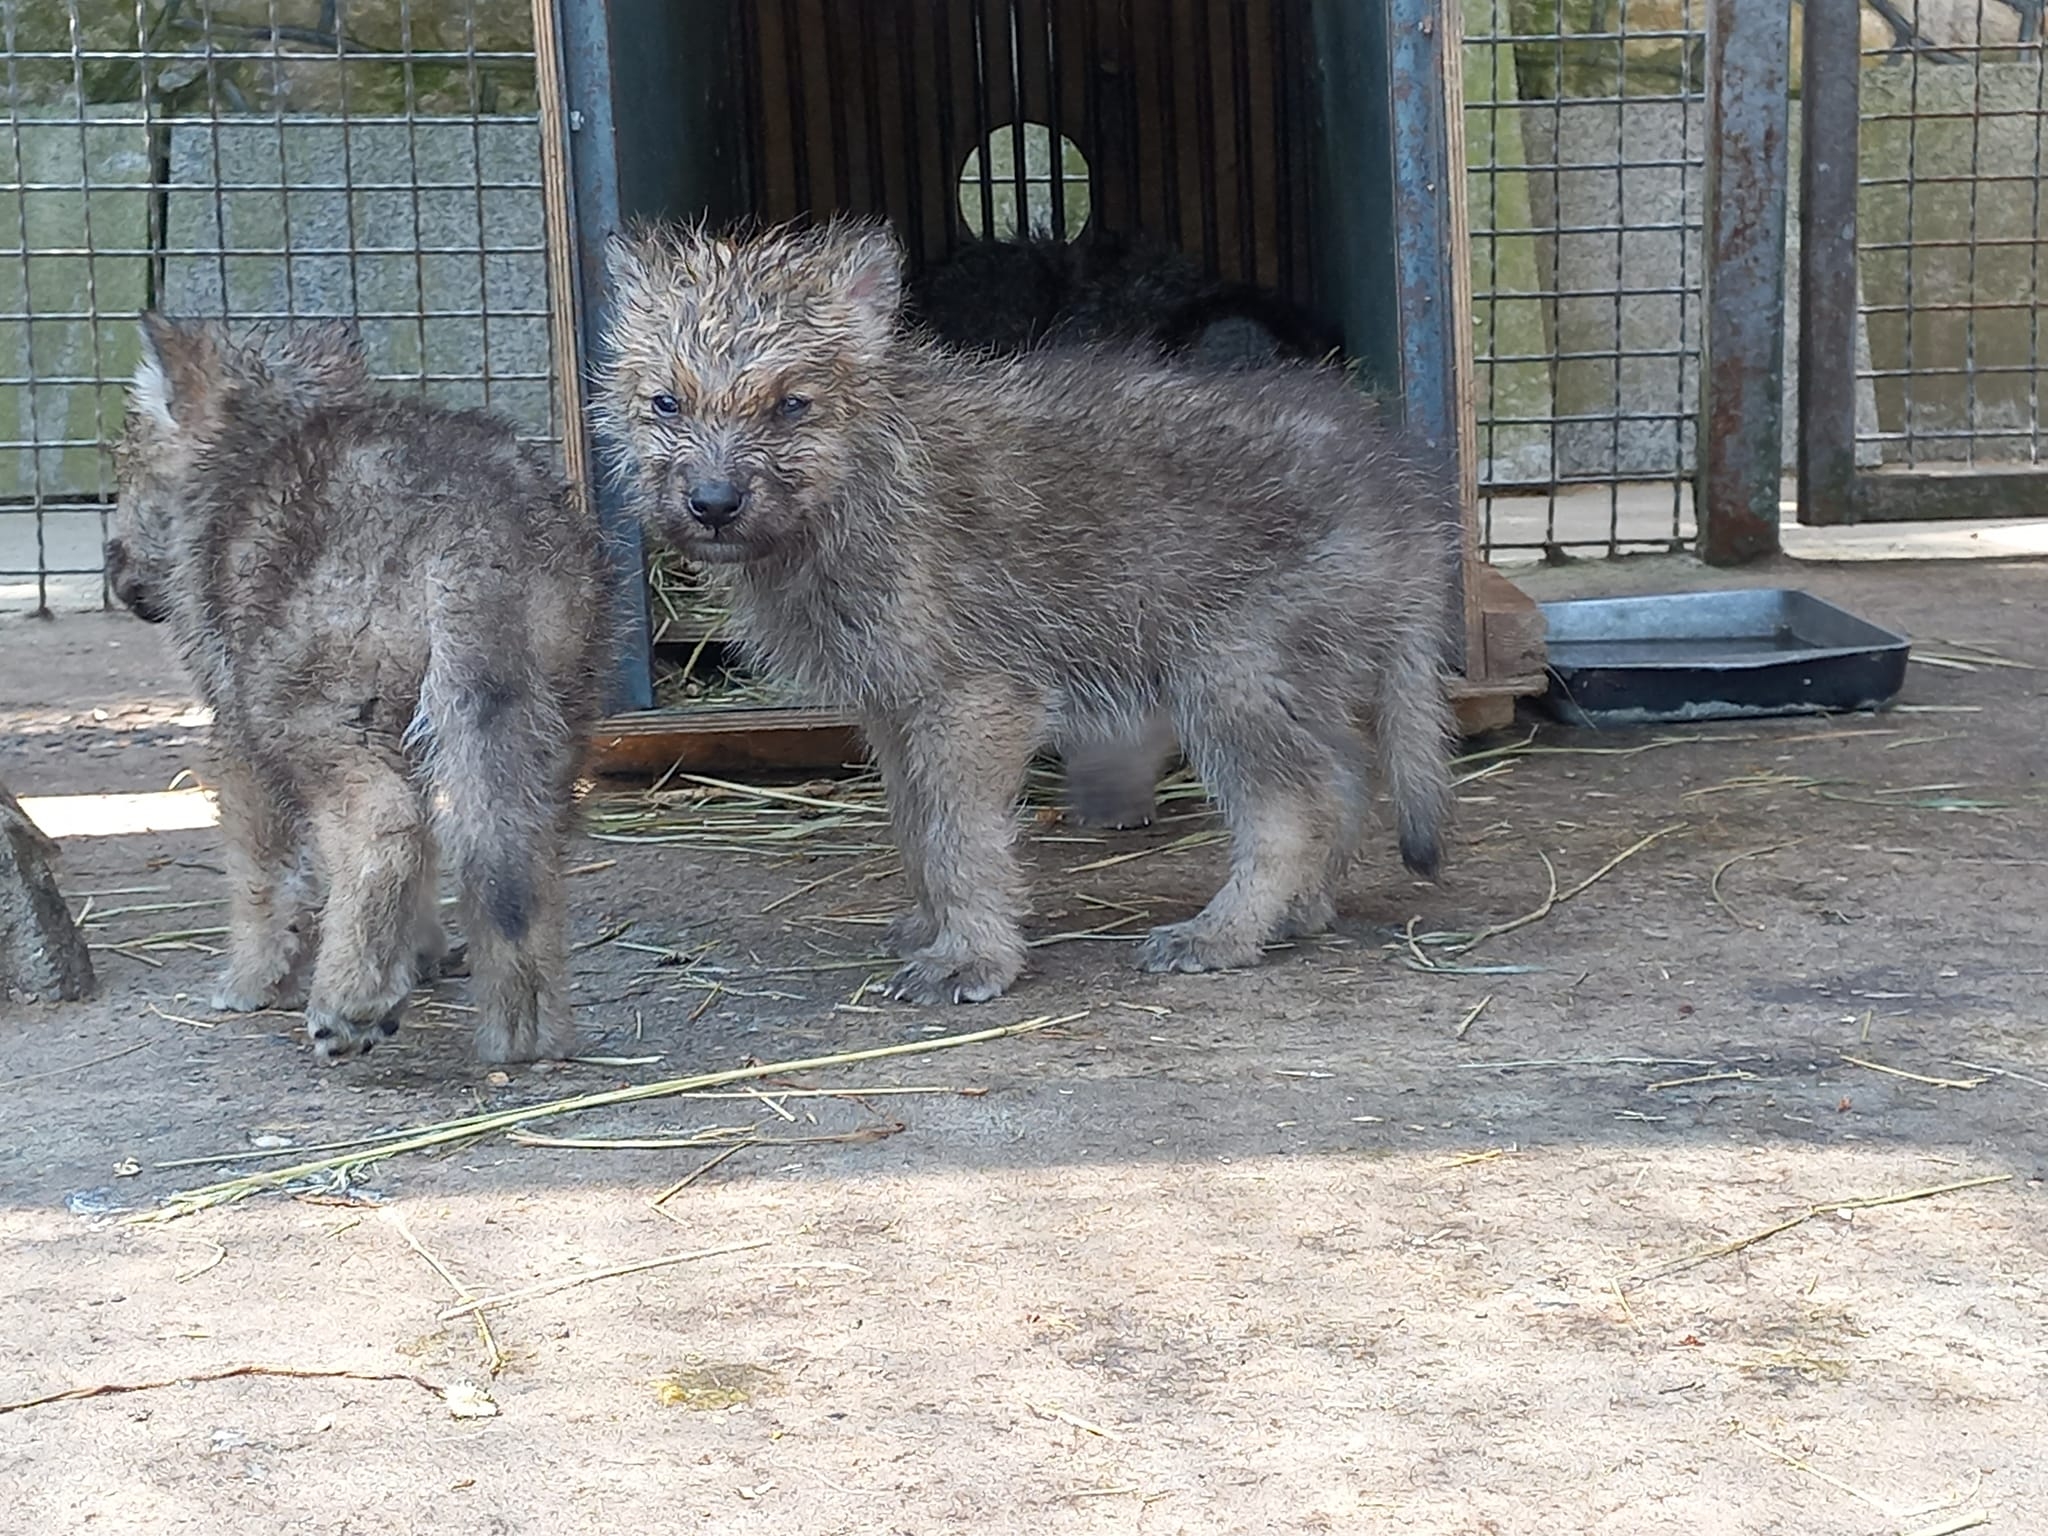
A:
[[1461, 0, 1707, 560], [0, 0, 550, 614], [1855, 1, 2048, 471]]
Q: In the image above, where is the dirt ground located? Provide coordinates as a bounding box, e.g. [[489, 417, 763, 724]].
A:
[[2, 553, 2044, 1536]]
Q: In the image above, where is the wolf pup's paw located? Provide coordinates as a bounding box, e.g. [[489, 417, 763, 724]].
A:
[[884, 948, 1020, 1005], [1135, 921, 1264, 975], [303, 1005, 403, 1063], [881, 907, 940, 957]]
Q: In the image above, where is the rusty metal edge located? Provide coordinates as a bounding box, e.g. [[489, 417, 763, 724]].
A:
[[1699, 0, 1793, 565], [1796, 0, 1863, 528]]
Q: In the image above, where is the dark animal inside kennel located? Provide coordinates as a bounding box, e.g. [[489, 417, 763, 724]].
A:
[[541, 0, 1550, 768]]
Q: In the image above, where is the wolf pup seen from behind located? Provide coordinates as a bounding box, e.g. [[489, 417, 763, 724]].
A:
[[596, 219, 1458, 1006], [109, 315, 608, 1063]]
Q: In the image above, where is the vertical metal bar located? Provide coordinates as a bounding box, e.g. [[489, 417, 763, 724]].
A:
[[1154, 1, 1180, 241], [61, 0, 109, 580], [2, 3, 44, 613], [779, 0, 812, 213], [1042, 0, 1066, 242], [1229, 0, 1256, 282], [1118, 0, 1142, 234], [895, 4, 928, 253], [738, 0, 767, 212], [1189, 0, 1218, 270], [1543, 19, 1562, 551], [461, 0, 498, 414], [1606, 12, 1626, 555], [934, 2, 962, 253], [1900, 18, 1923, 466], [1673, 0, 1700, 549], [1004, 3, 1031, 236], [1271, 0, 1296, 295], [968, 1, 996, 237], [558, 0, 653, 712], [1795, 0, 1861, 526], [399, 0, 431, 395], [1961, 0, 1986, 466], [858, 1, 888, 220], [2031, 0, 2047, 465], [1697, 0, 1791, 564], [820, 0, 854, 209]]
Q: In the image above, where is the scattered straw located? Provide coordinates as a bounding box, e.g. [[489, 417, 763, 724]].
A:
[[1733, 1422, 1989, 1528], [1952, 1057, 2048, 1091], [1633, 1173, 2012, 1282], [1840, 1056, 1987, 1091], [1408, 823, 1685, 966], [1709, 838, 1803, 930], [437, 1237, 773, 1321], [1646, 1069, 1761, 1092], [1065, 828, 1229, 874], [386, 1210, 503, 1377], [651, 1143, 753, 1211], [129, 1013, 1083, 1224], [11, 1038, 154, 1086], [1453, 995, 1491, 1039], [0, 1364, 444, 1417], [173, 1241, 226, 1283], [1901, 1513, 1991, 1536], [146, 1003, 221, 1030], [1024, 1400, 1121, 1440]]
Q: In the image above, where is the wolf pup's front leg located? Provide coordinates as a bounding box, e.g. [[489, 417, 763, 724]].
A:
[[210, 760, 316, 1013], [873, 691, 1038, 1005]]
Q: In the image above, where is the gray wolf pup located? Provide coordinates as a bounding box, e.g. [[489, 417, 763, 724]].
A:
[[108, 315, 607, 1062], [912, 232, 1347, 829], [596, 219, 1457, 1005]]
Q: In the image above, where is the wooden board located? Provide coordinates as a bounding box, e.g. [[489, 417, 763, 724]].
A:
[[588, 564, 1549, 779]]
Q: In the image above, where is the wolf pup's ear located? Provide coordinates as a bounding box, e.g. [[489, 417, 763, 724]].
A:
[[133, 313, 228, 433], [604, 229, 650, 296], [822, 218, 905, 350]]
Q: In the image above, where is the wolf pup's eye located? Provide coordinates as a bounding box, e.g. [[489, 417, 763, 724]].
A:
[[649, 393, 680, 418], [776, 394, 811, 421]]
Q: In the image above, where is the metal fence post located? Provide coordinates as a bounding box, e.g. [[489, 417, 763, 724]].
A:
[[1699, 0, 1794, 565]]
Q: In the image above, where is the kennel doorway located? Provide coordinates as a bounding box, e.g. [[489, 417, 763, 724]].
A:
[[538, 0, 1545, 766]]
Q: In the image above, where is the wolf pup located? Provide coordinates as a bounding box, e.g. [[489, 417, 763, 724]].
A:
[[596, 219, 1456, 1006], [109, 315, 608, 1063], [912, 232, 1349, 831]]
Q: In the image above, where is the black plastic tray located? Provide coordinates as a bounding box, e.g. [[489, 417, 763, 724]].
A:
[[1537, 589, 1912, 726]]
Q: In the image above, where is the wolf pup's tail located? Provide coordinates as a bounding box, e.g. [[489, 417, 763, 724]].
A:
[[410, 630, 570, 942], [1373, 616, 1455, 880]]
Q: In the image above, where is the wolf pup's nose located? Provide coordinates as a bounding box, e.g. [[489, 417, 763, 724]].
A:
[[686, 480, 746, 530]]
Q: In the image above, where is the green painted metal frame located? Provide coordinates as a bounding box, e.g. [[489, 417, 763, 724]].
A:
[[556, 0, 1480, 703]]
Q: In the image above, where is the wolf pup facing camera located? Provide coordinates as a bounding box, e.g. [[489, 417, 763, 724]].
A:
[[109, 315, 608, 1063], [596, 219, 1457, 1006]]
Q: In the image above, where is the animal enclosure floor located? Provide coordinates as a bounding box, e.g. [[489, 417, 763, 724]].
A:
[[3, 556, 2045, 1535]]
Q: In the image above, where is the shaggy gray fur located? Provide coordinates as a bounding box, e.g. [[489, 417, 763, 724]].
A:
[[596, 219, 1457, 1005], [109, 315, 607, 1063], [912, 233, 1349, 829]]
